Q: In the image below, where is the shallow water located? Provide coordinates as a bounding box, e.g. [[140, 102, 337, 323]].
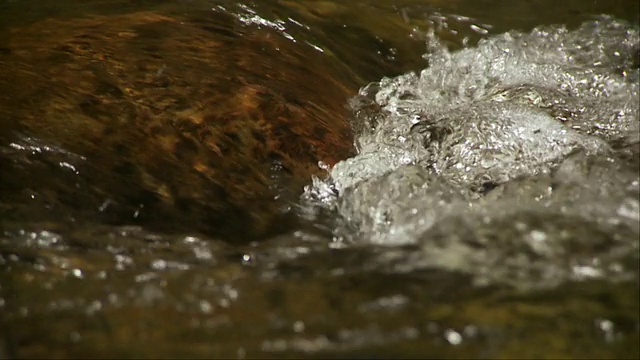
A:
[[1, 0, 639, 358]]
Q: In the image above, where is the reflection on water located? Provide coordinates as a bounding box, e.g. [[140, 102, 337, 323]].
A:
[[0, 0, 639, 358]]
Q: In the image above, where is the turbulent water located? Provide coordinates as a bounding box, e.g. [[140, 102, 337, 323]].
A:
[[303, 16, 640, 290]]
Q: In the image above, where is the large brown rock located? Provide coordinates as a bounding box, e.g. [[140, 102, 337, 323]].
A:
[[0, 11, 355, 240]]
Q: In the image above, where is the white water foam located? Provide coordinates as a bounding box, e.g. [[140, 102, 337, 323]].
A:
[[303, 16, 639, 289]]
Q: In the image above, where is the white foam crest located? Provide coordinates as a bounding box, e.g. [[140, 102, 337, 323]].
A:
[[301, 17, 639, 289]]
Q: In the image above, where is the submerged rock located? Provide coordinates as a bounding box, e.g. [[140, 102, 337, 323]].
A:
[[304, 16, 640, 289], [0, 11, 356, 240]]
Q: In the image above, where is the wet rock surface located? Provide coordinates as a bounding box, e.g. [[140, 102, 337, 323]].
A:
[[0, 10, 357, 241]]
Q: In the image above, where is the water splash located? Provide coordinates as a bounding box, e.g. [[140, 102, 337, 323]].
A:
[[303, 16, 640, 290]]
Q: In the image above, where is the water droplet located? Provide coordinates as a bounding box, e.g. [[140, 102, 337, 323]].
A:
[[86, 300, 102, 315], [596, 319, 616, 343], [193, 246, 213, 261], [71, 268, 83, 279], [98, 199, 112, 212], [183, 236, 198, 244], [463, 324, 478, 338], [293, 320, 305, 333], [318, 161, 330, 171], [444, 329, 462, 345], [151, 259, 167, 270], [199, 300, 213, 314]]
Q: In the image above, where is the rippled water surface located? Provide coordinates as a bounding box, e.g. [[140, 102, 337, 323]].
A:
[[1, 0, 639, 358]]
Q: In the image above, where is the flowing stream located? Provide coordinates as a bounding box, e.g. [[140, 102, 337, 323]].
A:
[[0, 1, 638, 358]]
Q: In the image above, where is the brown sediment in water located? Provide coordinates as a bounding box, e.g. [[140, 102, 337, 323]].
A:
[[0, 11, 355, 240]]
